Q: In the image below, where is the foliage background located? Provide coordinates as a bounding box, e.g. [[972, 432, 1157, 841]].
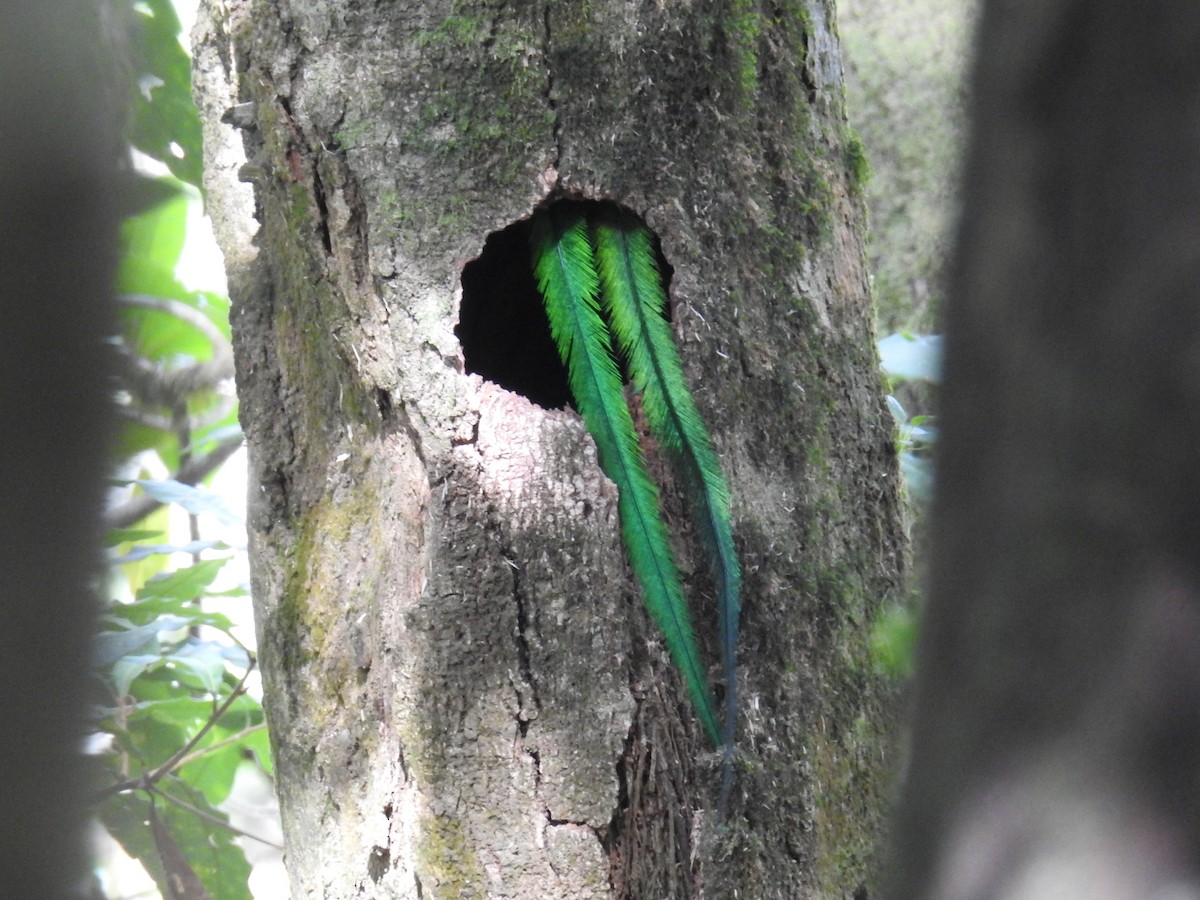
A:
[[840, 0, 979, 334], [840, 0, 977, 676], [92, 1, 284, 897]]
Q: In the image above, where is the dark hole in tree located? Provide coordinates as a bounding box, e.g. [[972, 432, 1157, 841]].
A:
[[455, 199, 674, 411]]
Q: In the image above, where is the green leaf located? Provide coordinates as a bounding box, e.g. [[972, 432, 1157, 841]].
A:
[[871, 604, 919, 677], [165, 639, 229, 694], [242, 721, 275, 778], [95, 614, 190, 668], [118, 171, 188, 218], [137, 557, 229, 603], [158, 781, 254, 900], [178, 741, 244, 807], [122, 693, 212, 740], [100, 785, 253, 900], [114, 419, 180, 467], [113, 539, 227, 564], [191, 290, 234, 342], [105, 528, 167, 547], [123, 691, 209, 721], [112, 653, 170, 699], [179, 699, 266, 805], [135, 480, 242, 526], [129, 0, 205, 188], [119, 291, 222, 363], [900, 452, 934, 501], [118, 186, 190, 297], [114, 592, 236, 631], [118, 687, 197, 763]]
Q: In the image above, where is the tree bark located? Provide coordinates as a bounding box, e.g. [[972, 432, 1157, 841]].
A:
[[196, 1, 905, 896], [887, 2, 1200, 897]]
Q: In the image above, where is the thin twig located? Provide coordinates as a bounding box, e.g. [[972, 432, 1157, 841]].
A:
[[105, 434, 244, 530], [148, 781, 284, 850], [97, 662, 255, 799], [170, 722, 268, 772], [145, 662, 255, 786]]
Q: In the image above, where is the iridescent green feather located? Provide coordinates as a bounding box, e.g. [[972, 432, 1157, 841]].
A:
[[591, 209, 741, 784], [530, 205, 722, 747]]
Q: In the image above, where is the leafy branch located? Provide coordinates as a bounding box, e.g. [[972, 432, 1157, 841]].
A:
[[92, 1, 273, 896], [96, 661, 256, 800]]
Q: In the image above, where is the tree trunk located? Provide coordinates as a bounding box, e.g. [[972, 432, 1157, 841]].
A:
[[0, 2, 122, 897], [196, 1, 905, 896], [887, 2, 1200, 897]]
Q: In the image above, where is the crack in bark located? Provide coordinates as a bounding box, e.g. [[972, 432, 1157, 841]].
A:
[[309, 159, 334, 256], [506, 547, 568, 831], [396, 734, 411, 782], [484, 0, 504, 50], [272, 92, 333, 255], [601, 702, 639, 883], [797, 11, 819, 106], [540, 3, 562, 178], [529, 745, 544, 809], [509, 552, 542, 736]]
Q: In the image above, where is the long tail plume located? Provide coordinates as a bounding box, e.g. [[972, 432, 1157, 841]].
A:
[[591, 207, 741, 801], [531, 204, 722, 747]]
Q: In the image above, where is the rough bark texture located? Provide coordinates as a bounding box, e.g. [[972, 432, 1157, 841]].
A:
[[888, 2, 1200, 897], [0, 2, 122, 897], [196, 1, 904, 896]]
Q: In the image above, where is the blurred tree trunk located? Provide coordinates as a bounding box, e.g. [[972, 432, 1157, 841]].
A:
[[196, 1, 905, 896], [0, 2, 121, 897], [888, 2, 1200, 896]]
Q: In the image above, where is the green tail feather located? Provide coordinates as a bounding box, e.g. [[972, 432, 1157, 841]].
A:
[[531, 205, 722, 747], [591, 210, 741, 773]]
